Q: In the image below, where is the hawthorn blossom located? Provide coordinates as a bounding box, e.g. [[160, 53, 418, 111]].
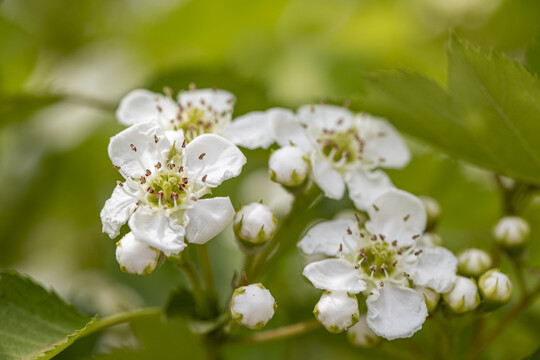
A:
[[298, 189, 457, 340], [115, 87, 275, 149], [231, 284, 277, 329], [267, 105, 409, 210], [100, 122, 246, 269]]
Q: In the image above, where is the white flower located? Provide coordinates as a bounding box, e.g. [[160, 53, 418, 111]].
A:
[[270, 105, 409, 210], [116, 232, 160, 275], [457, 249, 492, 277], [268, 145, 310, 186], [347, 314, 379, 347], [299, 189, 457, 340], [100, 122, 246, 257], [231, 283, 277, 329], [314, 291, 359, 333], [233, 202, 278, 245], [443, 276, 480, 313], [493, 216, 530, 248], [116, 87, 277, 149], [478, 269, 512, 306]]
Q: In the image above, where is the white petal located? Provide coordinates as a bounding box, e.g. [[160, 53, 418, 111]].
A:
[[224, 111, 275, 149], [410, 247, 457, 293], [185, 197, 235, 245], [164, 129, 185, 147], [271, 108, 312, 151], [345, 170, 394, 211], [116, 89, 178, 126], [366, 189, 426, 247], [128, 208, 186, 256], [298, 219, 358, 256], [108, 122, 172, 178], [311, 153, 345, 199], [315, 291, 359, 333], [177, 88, 235, 114], [356, 114, 410, 169], [303, 259, 366, 294], [100, 183, 138, 239], [116, 232, 160, 275], [366, 285, 427, 340], [297, 104, 353, 131], [185, 134, 246, 187]]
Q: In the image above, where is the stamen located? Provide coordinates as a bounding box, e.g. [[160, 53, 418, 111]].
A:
[[156, 105, 163, 112], [154, 135, 159, 143], [201, 174, 207, 182], [140, 176, 146, 184], [391, 240, 398, 247], [113, 165, 121, 170], [171, 192, 179, 201], [347, 227, 352, 235], [412, 234, 420, 239], [182, 140, 186, 148], [403, 214, 410, 221], [392, 260, 398, 267], [145, 169, 152, 176], [370, 235, 377, 241], [156, 190, 164, 200], [355, 213, 361, 222], [167, 163, 175, 169], [147, 186, 155, 194], [403, 272, 410, 278], [414, 250, 423, 256], [199, 153, 206, 160], [372, 204, 379, 212], [155, 162, 162, 169], [379, 281, 384, 287], [379, 234, 386, 241], [116, 181, 124, 187], [178, 166, 184, 173], [130, 144, 137, 152]]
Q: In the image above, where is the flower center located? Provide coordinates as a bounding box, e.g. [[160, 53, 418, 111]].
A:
[[145, 165, 189, 208], [351, 235, 405, 280], [173, 105, 228, 142], [316, 128, 365, 168]]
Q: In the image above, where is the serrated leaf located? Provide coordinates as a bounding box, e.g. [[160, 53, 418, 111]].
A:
[[354, 33, 540, 185], [0, 270, 95, 360]]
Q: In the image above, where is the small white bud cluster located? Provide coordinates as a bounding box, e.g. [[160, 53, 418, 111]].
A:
[[493, 216, 530, 248], [313, 292, 359, 333], [231, 283, 277, 330], [457, 249, 492, 278], [478, 269, 512, 308], [443, 276, 481, 313], [268, 146, 309, 187], [233, 202, 278, 247]]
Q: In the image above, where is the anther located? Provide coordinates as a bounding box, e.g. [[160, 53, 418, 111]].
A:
[[355, 264, 360, 269], [379, 281, 384, 287], [360, 233, 365, 238], [155, 162, 162, 169], [182, 140, 186, 148], [182, 177, 188, 184], [339, 243, 343, 252], [354, 213, 361, 223], [347, 227, 352, 235], [140, 176, 146, 184], [372, 204, 379, 212], [178, 166, 184, 173], [147, 186, 155, 194], [414, 250, 423, 256], [154, 135, 159, 143], [167, 163, 176, 169], [300, 123, 308, 129], [379, 234, 386, 241], [370, 235, 377, 241], [116, 181, 124, 187], [113, 165, 121, 170], [392, 240, 398, 247], [370, 265, 377, 273], [156, 190, 164, 200], [412, 234, 420, 239], [130, 144, 137, 152], [156, 105, 163, 113], [392, 260, 398, 267], [171, 192, 179, 201], [378, 157, 385, 163], [145, 169, 152, 176], [380, 264, 387, 272], [226, 97, 234, 104], [199, 153, 206, 160], [403, 272, 410, 278], [403, 214, 410, 221], [201, 174, 207, 182], [397, 249, 403, 255]]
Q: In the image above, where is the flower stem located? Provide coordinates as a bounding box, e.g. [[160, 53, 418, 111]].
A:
[[177, 258, 208, 316], [199, 244, 218, 311], [227, 319, 320, 344], [80, 308, 162, 339]]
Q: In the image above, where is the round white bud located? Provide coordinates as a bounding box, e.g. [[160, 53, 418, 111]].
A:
[[416, 286, 440, 313], [418, 233, 443, 248], [116, 232, 160, 275], [478, 269, 512, 307], [269, 146, 309, 187], [493, 216, 530, 248], [457, 249, 492, 278], [347, 314, 379, 348], [420, 196, 441, 229], [314, 291, 359, 333], [231, 284, 276, 330], [233, 203, 278, 246], [443, 276, 481, 313]]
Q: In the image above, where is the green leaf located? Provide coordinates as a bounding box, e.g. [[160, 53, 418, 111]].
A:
[[0, 270, 95, 360], [522, 346, 540, 360], [354, 33, 540, 185], [526, 34, 540, 77]]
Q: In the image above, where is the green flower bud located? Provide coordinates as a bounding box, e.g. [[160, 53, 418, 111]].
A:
[[478, 269, 512, 309], [233, 202, 278, 248], [457, 249, 492, 278], [416, 286, 440, 313], [443, 276, 480, 314], [420, 196, 441, 230], [230, 283, 277, 330], [493, 216, 530, 248], [314, 291, 359, 333], [347, 314, 379, 348]]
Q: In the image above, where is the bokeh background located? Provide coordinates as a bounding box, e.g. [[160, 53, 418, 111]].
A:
[[1, 0, 540, 359]]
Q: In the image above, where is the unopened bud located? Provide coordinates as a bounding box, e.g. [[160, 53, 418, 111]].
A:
[[457, 249, 492, 278], [233, 203, 278, 247], [314, 291, 359, 333], [116, 232, 160, 275], [230, 284, 277, 330], [347, 314, 379, 347], [420, 196, 441, 230], [416, 286, 440, 313], [478, 269, 512, 308], [418, 233, 443, 248], [493, 216, 530, 248], [268, 146, 309, 187], [443, 276, 480, 314]]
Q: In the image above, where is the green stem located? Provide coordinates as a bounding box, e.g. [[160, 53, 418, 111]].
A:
[[199, 244, 217, 306], [227, 319, 320, 344], [177, 259, 208, 316], [81, 308, 162, 338]]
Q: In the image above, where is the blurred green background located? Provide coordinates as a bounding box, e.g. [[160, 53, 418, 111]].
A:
[[1, 0, 540, 359]]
